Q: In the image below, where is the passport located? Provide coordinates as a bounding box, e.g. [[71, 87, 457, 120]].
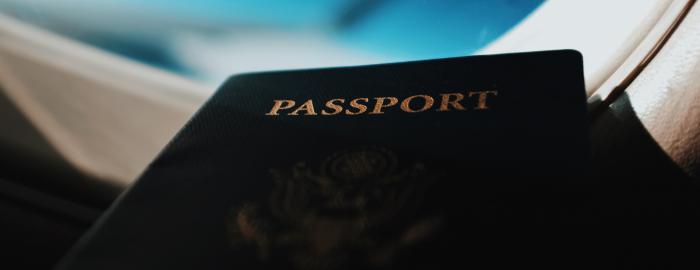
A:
[[58, 50, 590, 270]]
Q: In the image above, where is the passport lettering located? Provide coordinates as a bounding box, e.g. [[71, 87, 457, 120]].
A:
[[265, 91, 498, 116]]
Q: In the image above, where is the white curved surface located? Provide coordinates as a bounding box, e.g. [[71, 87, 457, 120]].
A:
[[625, 2, 700, 176], [481, 0, 672, 94], [0, 15, 209, 185]]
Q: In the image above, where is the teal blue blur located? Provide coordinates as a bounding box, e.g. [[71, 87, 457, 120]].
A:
[[121, 0, 543, 60], [1, 0, 542, 79], [339, 0, 544, 59], [126, 0, 347, 25]]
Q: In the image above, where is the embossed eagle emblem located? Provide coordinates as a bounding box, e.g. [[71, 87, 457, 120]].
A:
[[227, 147, 442, 269]]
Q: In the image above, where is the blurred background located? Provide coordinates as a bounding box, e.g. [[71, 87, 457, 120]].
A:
[[1, 0, 543, 85]]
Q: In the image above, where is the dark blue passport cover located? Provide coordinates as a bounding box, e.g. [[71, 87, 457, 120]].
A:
[[58, 50, 589, 269]]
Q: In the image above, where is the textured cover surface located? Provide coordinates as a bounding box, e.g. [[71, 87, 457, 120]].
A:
[[58, 50, 589, 269]]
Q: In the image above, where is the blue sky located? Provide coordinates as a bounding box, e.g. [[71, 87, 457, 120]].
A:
[[5, 0, 543, 79], [125, 0, 543, 60]]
